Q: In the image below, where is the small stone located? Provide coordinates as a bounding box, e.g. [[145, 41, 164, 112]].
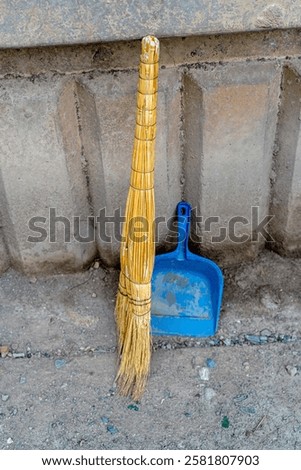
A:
[[127, 404, 139, 411], [29, 277, 37, 284], [19, 376, 26, 384], [0, 345, 9, 358], [282, 335, 294, 344], [245, 335, 261, 345], [204, 387, 216, 401], [12, 352, 25, 359], [206, 358, 216, 368], [106, 424, 118, 435], [7, 438, 13, 445], [100, 416, 109, 424], [223, 338, 232, 346], [239, 406, 256, 415], [1, 394, 9, 402], [91, 293, 97, 298], [94, 261, 100, 269], [259, 335, 268, 344], [184, 411, 191, 417], [54, 359, 66, 369], [260, 329, 272, 336], [233, 393, 248, 403], [199, 367, 209, 381], [221, 416, 230, 429], [242, 361, 250, 370], [209, 339, 220, 346], [260, 292, 278, 310], [285, 365, 298, 377], [9, 407, 18, 416]]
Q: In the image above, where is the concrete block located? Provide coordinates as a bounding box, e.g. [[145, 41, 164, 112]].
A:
[[1, 36, 301, 272], [270, 66, 301, 256], [183, 62, 281, 264], [81, 68, 182, 264], [0, 63, 181, 272], [0, 75, 96, 274], [1, 1, 301, 49]]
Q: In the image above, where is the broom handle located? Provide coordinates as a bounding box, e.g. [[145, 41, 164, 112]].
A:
[[131, 36, 159, 185]]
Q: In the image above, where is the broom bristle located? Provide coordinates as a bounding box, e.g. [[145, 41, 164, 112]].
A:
[[116, 301, 151, 400], [115, 35, 159, 400], [115, 285, 128, 352]]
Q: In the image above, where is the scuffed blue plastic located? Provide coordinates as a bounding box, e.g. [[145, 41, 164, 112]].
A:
[[151, 201, 224, 337]]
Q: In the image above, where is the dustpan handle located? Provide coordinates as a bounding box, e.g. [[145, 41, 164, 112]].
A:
[[175, 201, 191, 260]]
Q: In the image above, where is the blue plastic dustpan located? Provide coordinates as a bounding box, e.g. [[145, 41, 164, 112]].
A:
[[151, 201, 224, 337]]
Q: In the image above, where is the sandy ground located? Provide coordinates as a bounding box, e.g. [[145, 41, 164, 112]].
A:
[[0, 250, 300, 449]]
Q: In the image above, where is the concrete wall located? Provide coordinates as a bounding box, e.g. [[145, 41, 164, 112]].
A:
[[0, 1, 300, 49], [0, 26, 301, 274]]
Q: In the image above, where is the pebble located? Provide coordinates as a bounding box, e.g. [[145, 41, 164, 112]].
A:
[[223, 338, 232, 346], [239, 405, 256, 415], [233, 393, 248, 403], [206, 358, 216, 368], [260, 292, 278, 310], [199, 367, 209, 381], [54, 359, 66, 369], [94, 261, 100, 269], [13, 352, 25, 359], [209, 339, 220, 346], [285, 365, 298, 377], [259, 335, 268, 343], [1, 394, 9, 402], [7, 438, 13, 445], [260, 329, 272, 336], [280, 335, 294, 343], [0, 345, 9, 358], [221, 416, 230, 429], [29, 277, 37, 284], [106, 424, 118, 435], [9, 407, 18, 416], [128, 404, 139, 411], [91, 293, 97, 298], [100, 416, 110, 424], [19, 376, 26, 384], [204, 387, 216, 401], [245, 335, 261, 345]]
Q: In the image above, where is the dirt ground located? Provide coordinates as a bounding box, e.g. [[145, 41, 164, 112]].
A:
[[0, 250, 300, 449]]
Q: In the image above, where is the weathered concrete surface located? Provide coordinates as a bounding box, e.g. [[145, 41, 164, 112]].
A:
[[270, 66, 301, 256], [1, 344, 301, 450], [0, 250, 300, 359], [0, 1, 301, 49], [0, 251, 300, 449], [0, 30, 300, 76], [0, 75, 97, 274], [84, 67, 182, 264], [184, 62, 281, 264], [0, 32, 301, 272]]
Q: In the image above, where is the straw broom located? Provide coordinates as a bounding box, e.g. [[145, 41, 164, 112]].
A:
[[115, 36, 159, 400]]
